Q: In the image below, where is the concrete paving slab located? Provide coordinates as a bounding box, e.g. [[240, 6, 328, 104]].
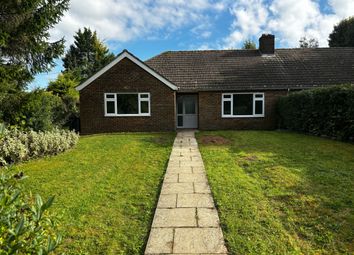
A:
[[194, 182, 212, 193], [177, 193, 214, 208], [161, 183, 194, 194], [179, 173, 208, 183], [152, 208, 197, 227], [157, 194, 177, 208], [174, 228, 227, 254], [145, 228, 173, 254], [164, 173, 179, 183], [197, 208, 220, 227]]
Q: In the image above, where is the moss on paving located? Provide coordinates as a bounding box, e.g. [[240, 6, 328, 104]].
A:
[[13, 133, 175, 254], [197, 131, 354, 255]]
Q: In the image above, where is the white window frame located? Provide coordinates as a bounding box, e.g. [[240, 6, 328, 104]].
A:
[[222, 92, 265, 118], [104, 92, 151, 117]]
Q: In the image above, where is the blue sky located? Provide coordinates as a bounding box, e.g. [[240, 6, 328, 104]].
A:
[[31, 0, 354, 90]]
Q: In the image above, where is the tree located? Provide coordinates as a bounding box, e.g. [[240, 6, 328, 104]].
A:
[[299, 36, 319, 48], [47, 72, 80, 130], [242, 39, 257, 50], [0, 0, 69, 90], [329, 16, 354, 47], [47, 71, 80, 99], [62, 28, 115, 81]]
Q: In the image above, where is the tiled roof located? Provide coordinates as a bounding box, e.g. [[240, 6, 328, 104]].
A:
[[145, 48, 354, 91]]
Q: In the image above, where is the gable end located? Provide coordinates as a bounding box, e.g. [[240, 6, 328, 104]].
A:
[[76, 50, 178, 91]]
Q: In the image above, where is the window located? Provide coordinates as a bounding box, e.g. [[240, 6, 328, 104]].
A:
[[104, 93, 150, 116], [222, 93, 264, 117]]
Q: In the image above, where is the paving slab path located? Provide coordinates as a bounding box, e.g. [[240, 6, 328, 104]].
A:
[[145, 131, 228, 254]]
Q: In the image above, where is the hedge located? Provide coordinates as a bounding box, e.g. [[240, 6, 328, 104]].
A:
[[0, 128, 79, 166], [277, 84, 354, 141]]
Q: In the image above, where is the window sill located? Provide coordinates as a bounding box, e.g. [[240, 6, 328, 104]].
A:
[[104, 114, 151, 117], [221, 115, 264, 118]]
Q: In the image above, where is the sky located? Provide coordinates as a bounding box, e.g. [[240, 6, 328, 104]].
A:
[[31, 0, 354, 89]]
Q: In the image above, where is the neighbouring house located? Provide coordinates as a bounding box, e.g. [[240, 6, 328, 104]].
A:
[[76, 34, 354, 134]]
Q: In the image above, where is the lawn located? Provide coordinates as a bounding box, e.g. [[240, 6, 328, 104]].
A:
[[11, 133, 175, 254], [196, 131, 354, 255]]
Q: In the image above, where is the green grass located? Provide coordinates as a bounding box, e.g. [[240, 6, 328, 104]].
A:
[[12, 133, 175, 254], [196, 131, 354, 255]]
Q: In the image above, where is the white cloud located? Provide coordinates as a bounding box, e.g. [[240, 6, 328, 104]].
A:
[[222, 0, 354, 48], [329, 0, 354, 17], [50, 0, 225, 47], [223, 0, 269, 48], [51, 0, 354, 50]]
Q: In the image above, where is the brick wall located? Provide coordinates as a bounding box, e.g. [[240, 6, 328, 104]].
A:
[[79, 58, 176, 134], [198, 90, 287, 130]]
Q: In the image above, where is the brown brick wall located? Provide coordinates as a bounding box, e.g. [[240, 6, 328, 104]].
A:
[[79, 58, 176, 134], [198, 90, 287, 130]]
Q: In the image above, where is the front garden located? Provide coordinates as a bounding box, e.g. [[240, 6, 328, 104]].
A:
[[6, 133, 175, 254], [197, 131, 354, 254]]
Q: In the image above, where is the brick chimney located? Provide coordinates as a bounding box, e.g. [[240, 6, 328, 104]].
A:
[[259, 34, 275, 54]]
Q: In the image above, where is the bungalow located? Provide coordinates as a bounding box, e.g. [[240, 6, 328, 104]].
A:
[[76, 34, 354, 134]]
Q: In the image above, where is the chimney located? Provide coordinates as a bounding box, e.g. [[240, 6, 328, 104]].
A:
[[259, 34, 275, 55]]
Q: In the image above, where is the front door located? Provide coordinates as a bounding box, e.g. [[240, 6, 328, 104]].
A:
[[177, 95, 198, 129]]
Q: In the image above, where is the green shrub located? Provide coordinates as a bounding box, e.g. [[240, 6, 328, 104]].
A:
[[0, 170, 61, 254], [0, 128, 79, 166], [278, 84, 354, 140], [0, 89, 77, 132]]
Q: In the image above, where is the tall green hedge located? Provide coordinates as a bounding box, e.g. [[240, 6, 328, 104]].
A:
[[277, 84, 354, 141]]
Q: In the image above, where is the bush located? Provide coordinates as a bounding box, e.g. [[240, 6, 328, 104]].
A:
[[0, 89, 80, 132], [1, 90, 64, 132], [0, 128, 79, 166], [0, 170, 61, 254], [278, 84, 354, 140]]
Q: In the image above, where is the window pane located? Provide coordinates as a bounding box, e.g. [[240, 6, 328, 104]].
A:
[[223, 101, 231, 115], [106, 101, 115, 114], [117, 94, 138, 114], [255, 100, 263, 115], [255, 94, 263, 98], [177, 101, 183, 114], [140, 94, 149, 98], [233, 94, 253, 115], [177, 116, 183, 126], [106, 94, 115, 99], [140, 100, 149, 114], [184, 99, 196, 114], [223, 94, 231, 99]]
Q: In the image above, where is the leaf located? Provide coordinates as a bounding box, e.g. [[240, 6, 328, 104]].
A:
[[8, 190, 21, 205], [15, 218, 24, 236], [41, 196, 55, 212]]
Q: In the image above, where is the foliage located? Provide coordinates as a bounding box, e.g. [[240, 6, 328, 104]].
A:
[[62, 27, 115, 81], [0, 0, 69, 90], [47, 72, 80, 130], [47, 71, 79, 99], [197, 131, 354, 254], [1, 89, 64, 131], [15, 133, 175, 254], [299, 36, 319, 48], [0, 123, 5, 137], [0, 128, 79, 166], [277, 84, 354, 140], [242, 39, 257, 50], [0, 170, 61, 254], [329, 16, 354, 47]]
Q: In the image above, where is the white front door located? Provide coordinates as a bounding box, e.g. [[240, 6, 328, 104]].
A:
[[177, 95, 198, 129]]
